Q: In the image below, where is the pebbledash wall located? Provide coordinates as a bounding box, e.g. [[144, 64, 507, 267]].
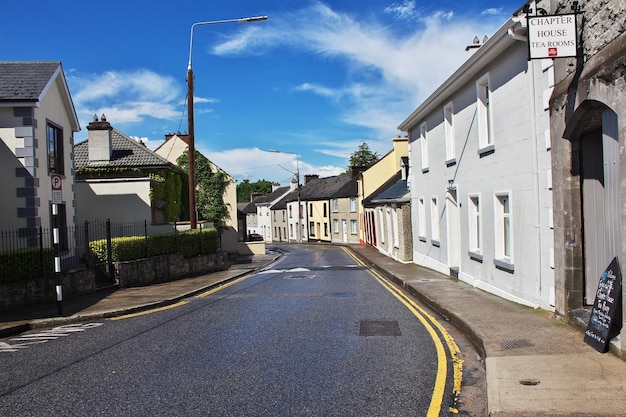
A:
[[547, 0, 626, 354]]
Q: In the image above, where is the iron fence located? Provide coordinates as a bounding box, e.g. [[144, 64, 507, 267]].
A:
[[0, 220, 190, 283]]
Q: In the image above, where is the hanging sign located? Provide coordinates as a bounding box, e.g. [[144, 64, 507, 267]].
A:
[[584, 257, 622, 353], [527, 13, 578, 59]]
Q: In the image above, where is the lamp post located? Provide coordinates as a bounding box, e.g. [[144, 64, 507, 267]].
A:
[[187, 15, 268, 229], [268, 149, 301, 243]]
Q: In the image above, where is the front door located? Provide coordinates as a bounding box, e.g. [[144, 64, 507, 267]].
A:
[[342, 220, 348, 242]]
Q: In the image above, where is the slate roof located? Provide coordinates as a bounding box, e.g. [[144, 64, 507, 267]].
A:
[[363, 171, 410, 206], [300, 174, 351, 200], [0, 62, 61, 102], [252, 186, 291, 205], [74, 128, 175, 170], [272, 189, 299, 210], [331, 177, 358, 199]]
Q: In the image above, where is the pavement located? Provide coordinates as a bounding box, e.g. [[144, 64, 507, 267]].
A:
[[2, 244, 626, 416]]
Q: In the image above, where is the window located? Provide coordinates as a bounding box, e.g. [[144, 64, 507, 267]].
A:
[[309, 222, 315, 236], [47, 122, 64, 174], [494, 192, 514, 271], [323, 202, 327, 217], [468, 195, 482, 259], [333, 219, 339, 233], [444, 102, 455, 164], [476, 73, 493, 153], [332, 199, 339, 212], [350, 219, 358, 235], [418, 197, 426, 241], [350, 197, 357, 212], [378, 208, 385, 244], [324, 223, 328, 237], [420, 122, 429, 172], [309, 203, 313, 214], [289, 205, 293, 218], [430, 197, 440, 245], [290, 224, 293, 237]]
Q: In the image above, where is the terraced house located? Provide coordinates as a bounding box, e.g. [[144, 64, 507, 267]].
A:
[[0, 62, 80, 237]]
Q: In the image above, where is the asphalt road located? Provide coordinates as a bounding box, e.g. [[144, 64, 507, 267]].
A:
[[0, 244, 483, 416]]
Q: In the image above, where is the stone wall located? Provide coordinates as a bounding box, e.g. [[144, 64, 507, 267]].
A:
[[115, 252, 229, 288], [0, 268, 96, 312]]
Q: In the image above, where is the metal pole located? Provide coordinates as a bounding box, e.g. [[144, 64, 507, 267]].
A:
[[52, 204, 62, 315], [186, 15, 267, 230]]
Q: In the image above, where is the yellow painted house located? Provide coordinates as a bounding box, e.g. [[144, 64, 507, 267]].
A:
[[358, 136, 408, 245]]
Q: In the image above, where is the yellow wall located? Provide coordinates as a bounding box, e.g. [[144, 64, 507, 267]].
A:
[[308, 200, 331, 241]]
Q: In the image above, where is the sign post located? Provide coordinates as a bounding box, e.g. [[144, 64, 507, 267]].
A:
[[51, 175, 63, 315]]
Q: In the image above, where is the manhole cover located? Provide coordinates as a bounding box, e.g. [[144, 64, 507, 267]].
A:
[[359, 320, 401, 336], [499, 339, 534, 349], [327, 292, 356, 298]]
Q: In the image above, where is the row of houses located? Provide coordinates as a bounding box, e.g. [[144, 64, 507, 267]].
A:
[[241, 0, 626, 355], [0, 61, 239, 256]]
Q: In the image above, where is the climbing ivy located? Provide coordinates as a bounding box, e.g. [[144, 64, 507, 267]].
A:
[[177, 151, 231, 225]]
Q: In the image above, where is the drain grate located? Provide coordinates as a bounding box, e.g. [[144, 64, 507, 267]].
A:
[[499, 339, 534, 349], [359, 320, 401, 337], [285, 274, 315, 280]]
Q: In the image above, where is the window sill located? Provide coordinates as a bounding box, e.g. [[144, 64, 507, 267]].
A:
[[478, 144, 495, 157], [419, 236, 427, 242], [421, 167, 429, 173], [494, 259, 515, 273], [431, 240, 440, 247], [469, 251, 483, 263], [446, 158, 457, 167]]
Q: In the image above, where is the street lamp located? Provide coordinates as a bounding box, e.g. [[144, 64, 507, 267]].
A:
[[187, 15, 268, 229], [268, 149, 302, 243]]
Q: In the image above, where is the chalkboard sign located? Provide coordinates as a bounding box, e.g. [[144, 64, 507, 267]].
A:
[[584, 257, 622, 353]]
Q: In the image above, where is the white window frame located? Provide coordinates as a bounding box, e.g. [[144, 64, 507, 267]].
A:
[[476, 73, 494, 154], [494, 192, 514, 272], [468, 194, 482, 260], [418, 197, 426, 242], [350, 219, 358, 235], [350, 197, 357, 212], [430, 196, 440, 245], [378, 207, 385, 244], [333, 219, 339, 234], [420, 122, 429, 172], [444, 102, 456, 165], [332, 199, 338, 212]]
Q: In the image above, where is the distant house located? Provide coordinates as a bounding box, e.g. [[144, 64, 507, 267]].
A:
[[358, 136, 408, 247], [329, 175, 359, 245], [362, 159, 412, 262], [253, 184, 291, 242], [74, 116, 184, 228], [271, 180, 299, 243], [0, 62, 80, 240], [299, 174, 352, 243], [154, 133, 239, 253]]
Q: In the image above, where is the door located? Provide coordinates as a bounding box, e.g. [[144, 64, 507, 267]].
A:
[[445, 189, 461, 277], [342, 220, 348, 242]]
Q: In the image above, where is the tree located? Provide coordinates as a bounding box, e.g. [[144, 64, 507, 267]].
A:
[[349, 142, 379, 169], [177, 151, 231, 225], [236, 179, 274, 203]]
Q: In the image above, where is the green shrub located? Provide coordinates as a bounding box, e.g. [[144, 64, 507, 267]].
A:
[[0, 248, 54, 282]]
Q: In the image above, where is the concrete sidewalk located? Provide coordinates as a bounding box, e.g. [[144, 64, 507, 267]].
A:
[[2, 245, 626, 416]]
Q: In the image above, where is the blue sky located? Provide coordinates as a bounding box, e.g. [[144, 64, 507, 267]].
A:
[[1, 0, 522, 185]]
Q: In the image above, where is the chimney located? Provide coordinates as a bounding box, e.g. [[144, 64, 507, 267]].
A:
[[271, 182, 281, 192], [349, 165, 367, 179], [304, 174, 319, 185], [290, 178, 299, 191], [87, 114, 113, 161], [465, 36, 482, 56]]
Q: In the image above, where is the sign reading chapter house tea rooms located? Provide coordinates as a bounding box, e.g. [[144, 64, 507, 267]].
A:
[[527, 14, 578, 59]]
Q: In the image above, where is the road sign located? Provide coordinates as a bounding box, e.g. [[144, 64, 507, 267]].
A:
[[51, 174, 62, 190]]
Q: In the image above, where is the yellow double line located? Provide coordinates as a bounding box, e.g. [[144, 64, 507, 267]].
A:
[[343, 248, 463, 416]]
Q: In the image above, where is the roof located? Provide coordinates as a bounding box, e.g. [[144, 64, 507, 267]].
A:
[[272, 189, 299, 210], [300, 174, 351, 201], [253, 186, 291, 206], [363, 171, 410, 206], [331, 177, 358, 199], [0, 62, 60, 101], [0, 61, 80, 131], [74, 128, 176, 170]]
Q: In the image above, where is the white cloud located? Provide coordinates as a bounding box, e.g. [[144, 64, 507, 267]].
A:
[[384, 1, 417, 20], [214, 3, 505, 137], [68, 69, 183, 132]]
